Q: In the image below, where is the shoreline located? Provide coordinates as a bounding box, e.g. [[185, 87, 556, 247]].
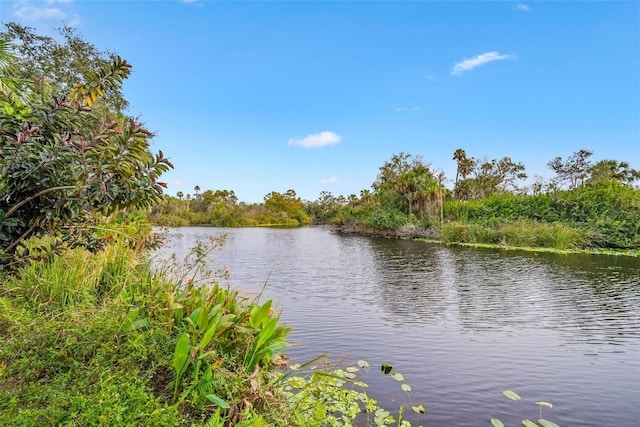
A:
[[333, 223, 640, 257]]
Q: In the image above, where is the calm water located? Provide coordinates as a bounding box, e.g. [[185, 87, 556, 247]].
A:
[[155, 226, 640, 427]]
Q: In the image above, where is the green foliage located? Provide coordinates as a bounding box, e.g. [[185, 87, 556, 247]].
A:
[[365, 206, 408, 230], [280, 358, 416, 427], [0, 25, 173, 260], [0, 228, 287, 426], [442, 181, 640, 248], [149, 188, 312, 227]]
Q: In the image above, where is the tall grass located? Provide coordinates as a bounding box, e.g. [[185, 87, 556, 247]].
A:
[[439, 220, 593, 250], [8, 237, 141, 310]]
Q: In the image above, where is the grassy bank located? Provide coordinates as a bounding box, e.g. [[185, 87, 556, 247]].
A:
[[0, 223, 423, 426]]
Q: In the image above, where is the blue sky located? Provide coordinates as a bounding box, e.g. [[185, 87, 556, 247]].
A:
[[2, 0, 639, 203]]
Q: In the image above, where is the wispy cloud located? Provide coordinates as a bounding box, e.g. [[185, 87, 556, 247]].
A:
[[514, 3, 531, 12], [13, 0, 79, 24], [181, 0, 198, 3], [395, 106, 421, 112], [320, 177, 338, 184], [451, 51, 514, 76], [288, 131, 342, 149], [424, 74, 435, 80]]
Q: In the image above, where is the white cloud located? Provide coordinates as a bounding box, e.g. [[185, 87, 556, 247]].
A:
[[321, 177, 338, 184], [13, 0, 76, 22], [451, 51, 514, 76], [424, 74, 435, 80], [515, 3, 531, 12], [181, 0, 198, 3], [288, 131, 342, 149], [14, 5, 65, 20], [395, 106, 421, 112]]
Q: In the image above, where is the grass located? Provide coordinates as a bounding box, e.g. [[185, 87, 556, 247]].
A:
[[437, 220, 600, 251], [0, 223, 417, 426]]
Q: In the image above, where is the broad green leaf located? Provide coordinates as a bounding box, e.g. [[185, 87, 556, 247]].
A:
[[205, 393, 230, 409], [538, 419, 560, 427], [172, 334, 190, 375], [503, 390, 522, 401], [391, 372, 405, 381], [401, 383, 412, 392], [522, 420, 539, 427], [491, 419, 505, 427], [381, 363, 393, 374], [198, 322, 218, 353], [346, 366, 359, 373], [536, 402, 553, 408], [411, 404, 426, 414], [343, 372, 357, 380]]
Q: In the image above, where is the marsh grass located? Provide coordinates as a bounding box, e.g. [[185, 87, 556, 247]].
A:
[[439, 220, 592, 250]]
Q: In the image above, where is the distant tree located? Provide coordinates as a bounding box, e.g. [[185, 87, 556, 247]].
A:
[[548, 149, 593, 190], [473, 156, 527, 198], [176, 191, 184, 200], [588, 159, 640, 186], [453, 148, 469, 187], [264, 189, 310, 224]]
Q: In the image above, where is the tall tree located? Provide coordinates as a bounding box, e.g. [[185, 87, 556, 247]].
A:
[[588, 159, 640, 186], [548, 149, 593, 190], [4, 23, 128, 113]]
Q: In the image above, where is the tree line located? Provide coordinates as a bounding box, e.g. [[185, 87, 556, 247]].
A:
[[151, 145, 639, 249]]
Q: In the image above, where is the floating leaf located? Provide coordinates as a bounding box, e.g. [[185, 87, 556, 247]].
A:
[[411, 404, 426, 414], [344, 372, 357, 380], [205, 393, 230, 409], [381, 363, 393, 374], [538, 419, 560, 427], [357, 360, 370, 368], [536, 402, 553, 409], [491, 419, 505, 427], [346, 366, 359, 373], [522, 420, 539, 427], [374, 407, 391, 424], [503, 390, 522, 401], [401, 383, 412, 392], [290, 363, 301, 371], [391, 372, 405, 381]]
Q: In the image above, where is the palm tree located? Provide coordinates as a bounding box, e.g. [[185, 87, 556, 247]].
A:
[[452, 148, 467, 187]]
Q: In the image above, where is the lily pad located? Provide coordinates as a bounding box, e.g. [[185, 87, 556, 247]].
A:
[[357, 360, 370, 368], [391, 372, 405, 381], [503, 390, 522, 401], [491, 419, 505, 427], [411, 404, 426, 414]]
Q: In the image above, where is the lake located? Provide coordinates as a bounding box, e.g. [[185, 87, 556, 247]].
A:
[[154, 226, 640, 426]]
